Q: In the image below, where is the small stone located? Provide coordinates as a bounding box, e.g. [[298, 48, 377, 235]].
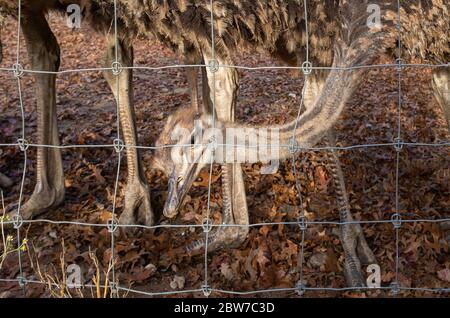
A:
[[220, 263, 234, 280], [145, 263, 157, 275], [308, 252, 328, 269], [170, 275, 186, 290]]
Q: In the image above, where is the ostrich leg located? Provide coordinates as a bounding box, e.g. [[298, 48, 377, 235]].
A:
[[102, 36, 153, 226], [324, 131, 376, 287], [304, 72, 376, 287], [187, 163, 249, 253], [202, 56, 237, 123], [205, 56, 249, 249], [188, 56, 248, 253], [16, 11, 64, 219], [431, 67, 450, 240], [183, 49, 202, 113]]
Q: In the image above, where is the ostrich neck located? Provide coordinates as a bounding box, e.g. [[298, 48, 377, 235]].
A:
[[222, 65, 356, 164]]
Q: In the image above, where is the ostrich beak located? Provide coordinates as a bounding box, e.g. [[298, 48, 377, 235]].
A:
[[163, 163, 199, 219]]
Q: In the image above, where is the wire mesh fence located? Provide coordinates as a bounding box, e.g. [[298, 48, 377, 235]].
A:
[[0, 0, 449, 297]]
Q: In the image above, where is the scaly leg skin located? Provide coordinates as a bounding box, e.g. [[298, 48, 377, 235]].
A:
[[14, 11, 65, 220], [326, 131, 376, 287], [183, 47, 203, 114], [187, 163, 249, 254], [102, 36, 153, 227]]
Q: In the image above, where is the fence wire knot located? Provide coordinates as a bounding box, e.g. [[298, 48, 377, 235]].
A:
[[393, 137, 403, 152], [298, 215, 308, 231], [17, 275, 26, 288], [202, 284, 212, 297], [390, 282, 400, 295], [202, 218, 213, 233], [12, 63, 24, 78], [296, 280, 306, 296], [17, 138, 29, 152], [111, 61, 123, 76], [391, 213, 402, 229], [208, 135, 218, 152], [109, 281, 119, 297], [12, 214, 23, 229], [208, 59, 219, 73], [107, 218, 119, 233], [113, 138, 125, 153], [396, 58, 403, 73], [301, 61, 313, 75], [288, 138, 299, 154]]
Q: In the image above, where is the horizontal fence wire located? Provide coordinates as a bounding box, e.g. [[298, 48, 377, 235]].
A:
[[0, 141, 449, 151], [0, 0, 449, 297], [0, 62, 448, 75]]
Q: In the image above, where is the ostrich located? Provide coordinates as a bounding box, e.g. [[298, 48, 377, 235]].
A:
[[0, 0, 376, 288], [0, 0, 211, 226], [151, 0, 449, 287], [0, 0, 338, 225], [0, 0, 448, 287]]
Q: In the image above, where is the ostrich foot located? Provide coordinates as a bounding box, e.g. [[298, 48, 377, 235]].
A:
[[186, 225, 248, 255], [12, 184, 65, 220], [118, 181, 154, 231], [341, 222, 377, 288]]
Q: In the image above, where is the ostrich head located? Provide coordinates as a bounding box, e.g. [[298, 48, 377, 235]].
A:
[[151, 107, 222, 218]]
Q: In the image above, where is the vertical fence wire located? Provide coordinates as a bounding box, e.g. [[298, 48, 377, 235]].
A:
[[290, 0, 310, 296], [12, 0, 26, 296], [392, 0, 403, 295], [108, 0, 122, 297], [202, 0, 218, 297]]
